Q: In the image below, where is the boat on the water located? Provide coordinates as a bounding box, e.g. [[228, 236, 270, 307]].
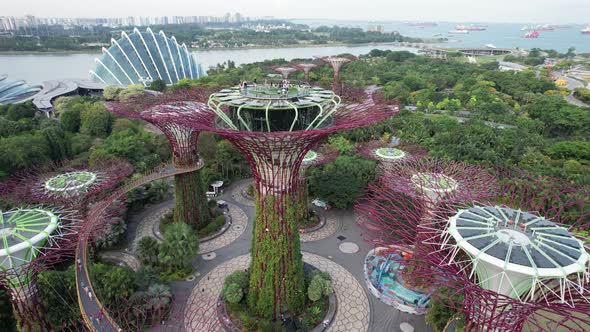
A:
[[455, 24, 487, 31], [448, 29, 469, 34], [523, 31, 540, 38], [582, 27, 590, 34], [485, 44, 497, 49], [536, 24, 555, 31], [407, 22, 437, 28]]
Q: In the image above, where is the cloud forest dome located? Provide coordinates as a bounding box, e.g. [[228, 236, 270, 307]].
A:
[[90, 27, 205, 86], [0, 75, 42, 105], [207, 81, 341, 132]]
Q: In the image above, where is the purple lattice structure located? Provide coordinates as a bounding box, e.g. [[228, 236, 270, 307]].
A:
[[273, 66, 298, 79], [2, 160, 133, 210], [0, 207, 80, 331], [320, 56, 353, 92], [134, 86, 395, 319], [355, 159, 498, 314], [412, 172, 590, 331], [294, 63, 317, 82], [357, 140, 428, 170]]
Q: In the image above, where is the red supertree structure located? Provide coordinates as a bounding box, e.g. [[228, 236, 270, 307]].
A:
[[356, 140, 428, 172], [411, 172, 590, 331], [108, 93, 210, 230], [272, 66, 298, 79], [355, 159, 497, 314], [2, 159, 133, 212], [320, 56, 353, 93], [294, 63, 317, 82], [0, 206, 80, 331], [298, 145, 339, 219], [143, 81, 394, 320]]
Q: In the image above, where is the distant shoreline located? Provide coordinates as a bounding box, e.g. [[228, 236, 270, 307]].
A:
[[0, 41, 436, 55]]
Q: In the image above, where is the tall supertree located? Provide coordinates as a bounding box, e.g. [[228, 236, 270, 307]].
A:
[[413, 172, 590, 331], [355, 159, 497, 314], [144, 82, 394, 320], [108, 93, 210, 230], [0, 207, 79, 331], [298, 145, 339, 220], [273, 66, 298, 79], [320, 56, 353, 93], [294, 63, 317, 82]]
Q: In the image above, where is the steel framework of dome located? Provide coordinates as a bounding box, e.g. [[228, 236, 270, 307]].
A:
[[90, 27, 205, 86]]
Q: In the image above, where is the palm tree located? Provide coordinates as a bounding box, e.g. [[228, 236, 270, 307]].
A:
[[137, 237, 159, 265], [158, 222, 198, 270]]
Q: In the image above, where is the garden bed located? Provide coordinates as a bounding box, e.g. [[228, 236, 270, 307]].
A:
[[218, 263, 336, 332], [299, 210, 326, 233]]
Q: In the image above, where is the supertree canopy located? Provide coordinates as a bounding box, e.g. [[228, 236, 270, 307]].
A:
[[3, 159, 133, 209], [294, 63, 317, 82], [375, 169, 590, 331], [137, 80, 395, 320], [320, 56, 352, 92], [357, 140, 428, 170], [108, 92, 210, 230], [273, 66, 298, 79], [355, 159, 497, 314], [0, 207, 78, 331]]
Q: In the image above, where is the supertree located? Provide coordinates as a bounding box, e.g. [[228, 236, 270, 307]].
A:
[[355, 159, 497, 314], [0, 206, 79, 331], [273, 66, 298, 79], [108, 93, 210, 230], [138, 80, 394, 320], [320, 56, 353, 93], [294, 63, 317, 82], [412, 172, 590, 331], [297, 145, 339, 221], [2, 159, 133, 211], [356, 140, 428, 172]]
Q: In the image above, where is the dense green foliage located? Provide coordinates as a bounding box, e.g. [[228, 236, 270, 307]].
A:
[[91, 263, 135, 306], [574, 87, 590, 104], [173, 170, 211, 229], [38, 267, 81, 329], [158, 222, 198, 276]]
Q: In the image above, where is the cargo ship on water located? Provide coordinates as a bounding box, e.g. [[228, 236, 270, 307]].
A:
[[406, 22, 437, 28], [455, 24, 487, 31], [448, 29, 470, 34], [582, 26, 590, 34]]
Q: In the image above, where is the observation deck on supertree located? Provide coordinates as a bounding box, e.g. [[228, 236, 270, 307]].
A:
[[139, 80, 395, 320], [320, 56, 352, 92], [0, 207, 78, 331], [108, 93, 209, 230], [413, 174, 590, 331], [355, 159, 497, 314], [273, 66, 298, 79], [294, 63, 317, 82]]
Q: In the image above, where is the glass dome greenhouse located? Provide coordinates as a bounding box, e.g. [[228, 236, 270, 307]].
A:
[[90, 27, 205, 86]]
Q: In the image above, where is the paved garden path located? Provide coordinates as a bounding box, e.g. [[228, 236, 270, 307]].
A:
[[184, 252, 369, 332], [199, 203, 248, 254]]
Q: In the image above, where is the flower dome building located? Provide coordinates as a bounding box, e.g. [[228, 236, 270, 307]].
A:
[[90, 28, 205, 86], [0, 75, 42, 105]]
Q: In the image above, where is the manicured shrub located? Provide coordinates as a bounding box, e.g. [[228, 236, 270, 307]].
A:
[[224, 283, 243, 304]]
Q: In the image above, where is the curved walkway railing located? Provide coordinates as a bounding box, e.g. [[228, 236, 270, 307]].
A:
[[75, 161, 203, 331]]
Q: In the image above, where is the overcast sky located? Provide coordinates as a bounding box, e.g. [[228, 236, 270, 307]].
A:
[[4, 0, 590, 23]]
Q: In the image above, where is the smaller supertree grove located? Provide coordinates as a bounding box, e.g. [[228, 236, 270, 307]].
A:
[[412, 172, 590, 331], [0, 206, 79, 331], [294, 63, 317, 82], [273, 66, 298, 79], [355, 159, 498, 314]]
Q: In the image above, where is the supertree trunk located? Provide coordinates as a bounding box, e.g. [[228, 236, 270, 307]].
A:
[[225, 133, 323, 319], [3, 272, 50, 332], [173, 170, 209, 230]]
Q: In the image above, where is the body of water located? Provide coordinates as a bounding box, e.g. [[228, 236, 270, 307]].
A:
[[294, 19, 590, 52], [0, 44, 418, 84]]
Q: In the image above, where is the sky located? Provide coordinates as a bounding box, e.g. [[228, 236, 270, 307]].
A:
[[3, 0, 590, 24]]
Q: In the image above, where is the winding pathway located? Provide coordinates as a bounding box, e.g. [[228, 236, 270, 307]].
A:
[[75, 162, 203, 331]]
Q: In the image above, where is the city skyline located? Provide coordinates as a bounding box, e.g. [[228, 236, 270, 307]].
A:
[[3, 0, 590, 24]]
